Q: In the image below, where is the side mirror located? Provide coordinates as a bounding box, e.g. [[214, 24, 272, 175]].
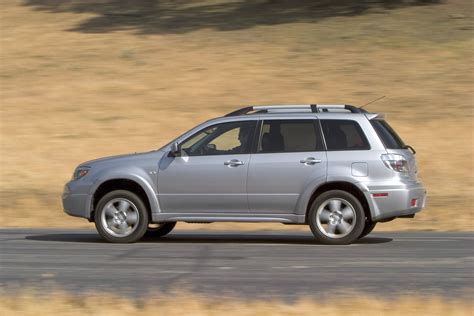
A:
[[169, 142, 181, 157]]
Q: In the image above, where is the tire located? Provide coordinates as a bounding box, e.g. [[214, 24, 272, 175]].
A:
[[145, 222, 176, 238], [359, 222, 377, 239], [308, 190, 365, 245], [94, 190, 149, 243]]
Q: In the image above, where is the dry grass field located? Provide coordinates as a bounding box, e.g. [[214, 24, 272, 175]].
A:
[[1, 0, 473, 231], [1, 290, 473, 316]]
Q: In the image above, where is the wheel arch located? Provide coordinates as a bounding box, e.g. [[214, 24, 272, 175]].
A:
[[90, 178, 156, 222], [305, 181, 372, 223]]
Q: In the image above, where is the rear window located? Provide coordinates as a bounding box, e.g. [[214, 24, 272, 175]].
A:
[[258, 120, 324, 153], [321, 120, 370, 151], [370, 120, 405, 149]]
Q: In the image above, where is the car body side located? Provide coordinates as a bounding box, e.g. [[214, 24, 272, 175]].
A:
[[62, 112, 426, 224]]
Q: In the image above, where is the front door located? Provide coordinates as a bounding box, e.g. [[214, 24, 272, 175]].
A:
[[247, 119, 327, 214], [157, 120, 257, 213]]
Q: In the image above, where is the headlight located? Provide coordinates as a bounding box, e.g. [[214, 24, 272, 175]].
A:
[[72, 167, 90, 180]]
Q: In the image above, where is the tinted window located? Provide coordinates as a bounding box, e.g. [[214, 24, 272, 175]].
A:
[[181, 121, 256, 156], [258, 120, 324, 153], [321, 120, 370, 151], [370, 120, 405, 149]]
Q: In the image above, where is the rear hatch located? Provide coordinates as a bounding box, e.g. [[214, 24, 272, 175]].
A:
[[369, 116, 418, 181]]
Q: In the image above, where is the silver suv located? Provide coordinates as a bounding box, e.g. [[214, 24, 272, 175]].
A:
[[63, 104, 426, 244]]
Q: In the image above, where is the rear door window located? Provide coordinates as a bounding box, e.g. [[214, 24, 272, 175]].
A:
[[370, 119, 406, 149], [257, 120, 324, 153], [321, 120, 370, 151]]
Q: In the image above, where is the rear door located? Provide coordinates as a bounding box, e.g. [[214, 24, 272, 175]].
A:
[[247, 119, 327, 214]]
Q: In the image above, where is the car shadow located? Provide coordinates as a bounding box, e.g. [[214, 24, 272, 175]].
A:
[[25, 232, 392, 245]]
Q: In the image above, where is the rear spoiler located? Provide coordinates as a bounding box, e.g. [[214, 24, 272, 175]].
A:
[[365, 113, 385, 120]]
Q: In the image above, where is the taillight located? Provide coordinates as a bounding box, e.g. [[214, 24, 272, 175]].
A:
[[381, 154, 409, 173]]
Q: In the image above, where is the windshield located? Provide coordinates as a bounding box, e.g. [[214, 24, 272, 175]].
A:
[[370, 119, 406, 149]]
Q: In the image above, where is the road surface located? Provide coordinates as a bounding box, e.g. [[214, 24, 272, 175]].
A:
[[1, 229, 473, 299]]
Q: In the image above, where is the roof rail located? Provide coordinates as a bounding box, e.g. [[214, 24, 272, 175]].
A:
[[224, 104, 367, 116], [224, 106, 254, 117]]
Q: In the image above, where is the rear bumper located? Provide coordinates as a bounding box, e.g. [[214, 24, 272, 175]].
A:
[[363, 181, 427, 222]]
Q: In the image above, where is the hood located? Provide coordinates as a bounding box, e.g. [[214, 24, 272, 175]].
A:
[[79, 150, 165, 168]]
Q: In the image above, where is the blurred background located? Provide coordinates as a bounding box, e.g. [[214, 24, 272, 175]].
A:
[[1, 1, 473, 315], [1, 0, 472, 232]]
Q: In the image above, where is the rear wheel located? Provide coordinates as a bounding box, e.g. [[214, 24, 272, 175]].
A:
[[94, 190, 148, 243], [308, 190, 365, 245], [145, 222, 176, 238], [359, 222, 377, 239]]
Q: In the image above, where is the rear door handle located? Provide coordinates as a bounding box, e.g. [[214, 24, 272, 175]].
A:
[[300, 157, 322, 165], [224, 159, 245, 167]]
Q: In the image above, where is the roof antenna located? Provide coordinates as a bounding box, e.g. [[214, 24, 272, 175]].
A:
[[361, 95, 386, 109]]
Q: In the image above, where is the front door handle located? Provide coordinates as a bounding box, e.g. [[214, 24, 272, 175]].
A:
[[224, 159, 245, 167], [300, 157, 322, 165]]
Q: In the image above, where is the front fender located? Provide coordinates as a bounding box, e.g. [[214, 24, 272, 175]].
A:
[[88, 167, 161, 217]]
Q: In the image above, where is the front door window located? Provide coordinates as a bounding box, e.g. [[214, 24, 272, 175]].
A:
[[181, 121, 256, 156]]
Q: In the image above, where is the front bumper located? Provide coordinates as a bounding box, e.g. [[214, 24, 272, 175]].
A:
[[62, 183, 92, 219], [363, 181, 427, 222]]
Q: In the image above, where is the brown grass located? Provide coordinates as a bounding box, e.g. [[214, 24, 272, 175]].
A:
[[1, 290, 472, 316], [0, 0, 473, 230]]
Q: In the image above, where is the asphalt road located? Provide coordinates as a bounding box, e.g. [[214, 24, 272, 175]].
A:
[[1, 229, 473, 299]]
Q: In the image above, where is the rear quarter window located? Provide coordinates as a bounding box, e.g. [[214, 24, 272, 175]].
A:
[[370, 120, 406, 149], [321, 120, 370, 151]]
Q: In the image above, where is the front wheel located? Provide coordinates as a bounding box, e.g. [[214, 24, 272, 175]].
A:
[[94, 190, 149, 243], [308, 190, 365, 245]]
